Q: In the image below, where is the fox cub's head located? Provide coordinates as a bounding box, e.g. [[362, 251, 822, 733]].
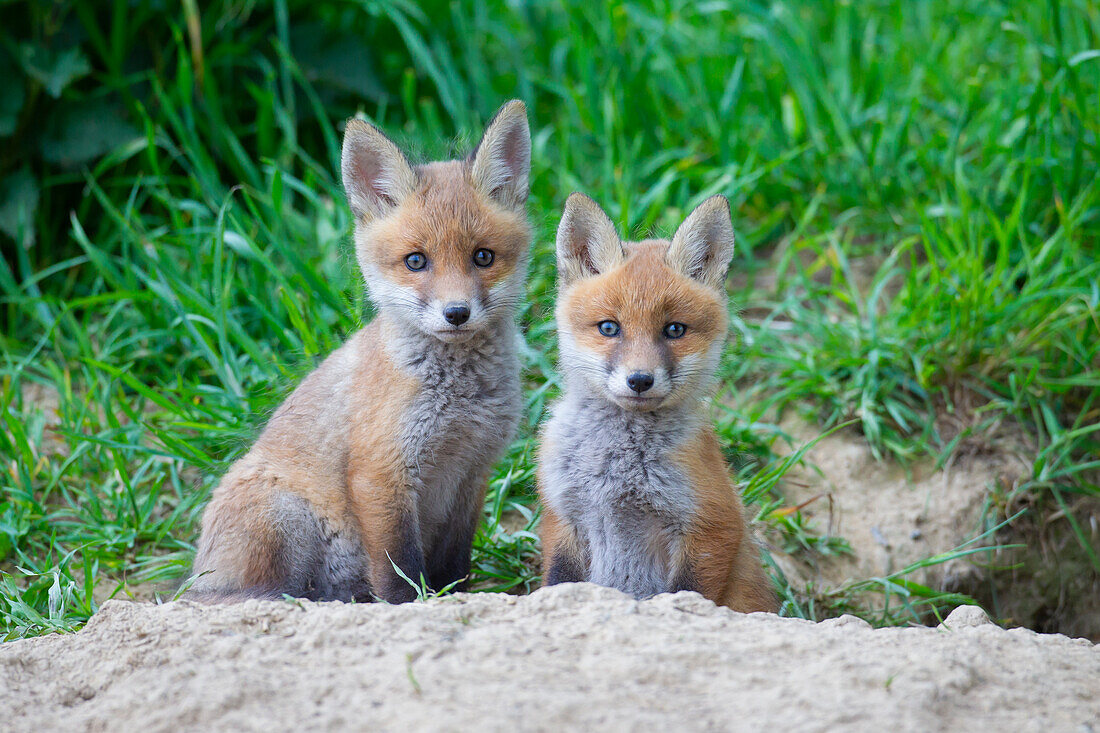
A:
[[555, 193, 735, 411], [341, 101, 531, 342]]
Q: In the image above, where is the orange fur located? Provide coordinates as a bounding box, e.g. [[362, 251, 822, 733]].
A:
[[561, 241, 726, 365], [192, 325, 407, 598], [344, 320, 421, 590], [365, 162, 529, 302], [538, 503, 585, 577], [678, 429, 775, 612]]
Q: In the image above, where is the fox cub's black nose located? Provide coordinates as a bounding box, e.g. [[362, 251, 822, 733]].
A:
[[627, 372, 655, 394], [443, 303, 471, 326]]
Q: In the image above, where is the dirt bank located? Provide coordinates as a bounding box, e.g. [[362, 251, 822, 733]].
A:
[[769, 419, 1100, 638], [770, 418, 1028, 594], [2, 583, 1097, 731]]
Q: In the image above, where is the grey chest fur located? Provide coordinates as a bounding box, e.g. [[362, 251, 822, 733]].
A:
[[542, 396, 698, 598], [392, 328, 522, 525]]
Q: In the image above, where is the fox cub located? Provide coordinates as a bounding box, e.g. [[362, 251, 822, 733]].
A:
[[188, 101, 532, 603], [538, 192, 776, 612]]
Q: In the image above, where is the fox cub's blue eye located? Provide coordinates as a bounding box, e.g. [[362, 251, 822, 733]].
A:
[[598, 320, 621, 337], [405, 252, 427, 271], [473, 248, 494, 267], [664, 322, 686, 339]]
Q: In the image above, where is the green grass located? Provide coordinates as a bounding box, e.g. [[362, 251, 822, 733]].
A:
[[2, 0, 1097, 640]]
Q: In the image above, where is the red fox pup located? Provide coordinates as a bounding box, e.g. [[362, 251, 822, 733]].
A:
[[538, 192, 776, 613], [188, 101, 532, 603]]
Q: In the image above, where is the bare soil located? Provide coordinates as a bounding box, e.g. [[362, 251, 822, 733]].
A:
[[769, 419, 1100, 639], [771, 418, 1029, 591], [2, 583, 1097, 732]]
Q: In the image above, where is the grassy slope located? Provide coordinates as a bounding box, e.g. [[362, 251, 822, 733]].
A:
[[1, 0, 1097, 639]]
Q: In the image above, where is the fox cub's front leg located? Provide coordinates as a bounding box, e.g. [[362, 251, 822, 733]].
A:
[[427, 469, 491, 592], [539, 505, 589, 586], [667, 544, 703, 596], [354, 469, 492, 600], [353, 486, 426, 604], [344, 372, 429, 603]]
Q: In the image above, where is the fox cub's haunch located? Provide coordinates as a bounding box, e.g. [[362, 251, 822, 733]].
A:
[[188, 101, 531, 603], [538, 192, 776, 612]]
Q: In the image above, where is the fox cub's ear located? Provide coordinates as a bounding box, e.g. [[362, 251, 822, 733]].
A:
[[666, 195, 736, 289], [556, 192, 624, 287], [341, 118, 417, 220], [470, 100, 531, 209]]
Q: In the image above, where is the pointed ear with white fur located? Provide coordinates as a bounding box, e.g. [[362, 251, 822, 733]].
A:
[[469, 100, 531, 209], [555, 193, 624, 287], [666, 195, 736, 289], [341, 118, 417, 220]]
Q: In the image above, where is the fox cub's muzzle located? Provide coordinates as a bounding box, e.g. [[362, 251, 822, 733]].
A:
[[443, 302, 471, 326], [626, 371, 655, 393]]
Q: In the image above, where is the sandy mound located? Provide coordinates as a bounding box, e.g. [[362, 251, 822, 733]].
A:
[[2, 584, 1097, 731], [773, 420, 1028, 591]]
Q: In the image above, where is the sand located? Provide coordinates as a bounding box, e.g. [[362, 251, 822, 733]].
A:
[[2, 583, 1097, 732], [771, 419, 1027, 587], [768, 420, 1100, 638]]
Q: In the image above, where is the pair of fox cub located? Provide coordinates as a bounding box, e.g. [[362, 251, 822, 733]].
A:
[[188, 100, 776, 613]]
